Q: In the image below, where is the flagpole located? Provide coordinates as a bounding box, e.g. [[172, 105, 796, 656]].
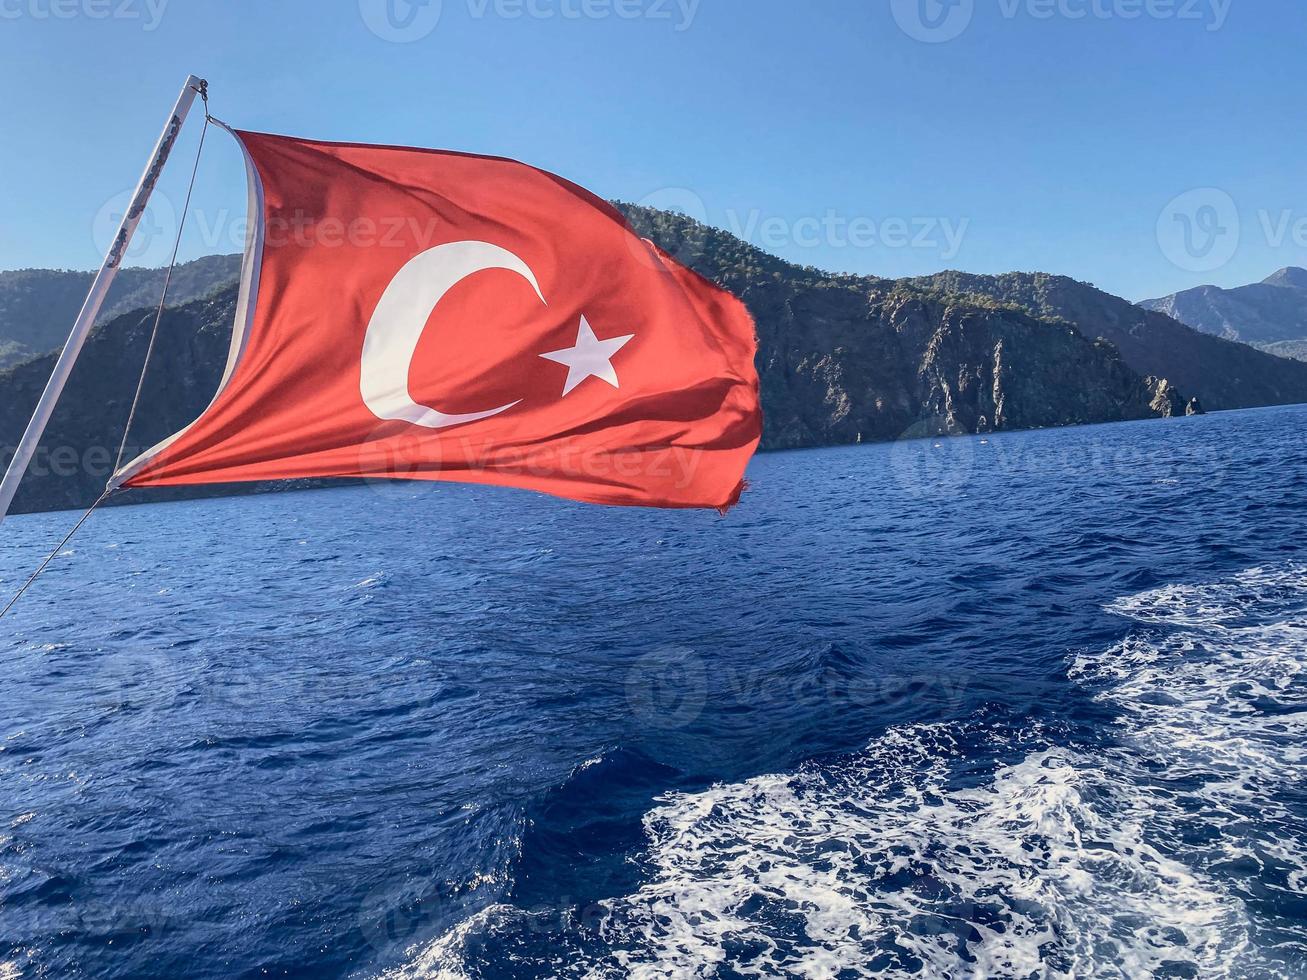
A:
[[0, 74, 208, 527]]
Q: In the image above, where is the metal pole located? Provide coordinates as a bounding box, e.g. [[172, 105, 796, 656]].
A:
[[0, 74, 207, 526]]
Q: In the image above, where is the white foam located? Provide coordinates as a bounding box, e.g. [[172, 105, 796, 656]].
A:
[[1104, 561, 1307, 628], [1077, 564, 1307, 971], [384, 564, 1307, 978], [375, 904, 511, 980], [585, 735, 1252, 979]]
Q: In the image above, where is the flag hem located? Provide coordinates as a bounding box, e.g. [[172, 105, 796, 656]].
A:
[[110, 121, 267, 490]]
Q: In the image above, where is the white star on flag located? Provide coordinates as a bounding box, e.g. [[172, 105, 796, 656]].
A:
[[539, 316, 635, 396]]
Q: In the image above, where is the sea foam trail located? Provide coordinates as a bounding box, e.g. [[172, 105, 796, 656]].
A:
[[384, 565, 1307, 979]]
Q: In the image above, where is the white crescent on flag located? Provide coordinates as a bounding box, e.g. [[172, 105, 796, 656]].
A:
[[359, 240, 546, 429]]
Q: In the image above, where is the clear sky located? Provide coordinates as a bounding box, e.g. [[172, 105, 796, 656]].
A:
[[0, 0, 1303, 301]]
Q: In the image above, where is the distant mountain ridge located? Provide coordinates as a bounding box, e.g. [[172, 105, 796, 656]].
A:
[[8, 209, 1307, 514], [911, 270, 1307, 411], [0, 254, 242, 369], [1141, 267, 1307, 358]]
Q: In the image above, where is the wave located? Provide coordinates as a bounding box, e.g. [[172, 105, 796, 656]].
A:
[[382, 564, 1307, 979]]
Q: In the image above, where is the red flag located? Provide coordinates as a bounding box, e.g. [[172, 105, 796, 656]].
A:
[[115, 130, 762, 511]]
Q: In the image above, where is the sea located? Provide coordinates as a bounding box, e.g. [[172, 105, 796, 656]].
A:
[[1, 403, 1304, 980]]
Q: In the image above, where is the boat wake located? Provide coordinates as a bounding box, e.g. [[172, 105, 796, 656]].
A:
[[383, 564, 1307, 979]]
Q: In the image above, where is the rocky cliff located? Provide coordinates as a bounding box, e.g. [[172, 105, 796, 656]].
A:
[[910, 270, 1307, 412]]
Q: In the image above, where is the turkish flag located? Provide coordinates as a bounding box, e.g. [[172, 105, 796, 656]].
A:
[[114, 130, 761, 511]]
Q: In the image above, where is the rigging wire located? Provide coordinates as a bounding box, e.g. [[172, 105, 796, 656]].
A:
[[0, 83, 212, 622], [0, 491, 113, 622], [112, 96, 211, 476]]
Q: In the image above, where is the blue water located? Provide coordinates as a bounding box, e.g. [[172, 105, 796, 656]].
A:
[[2, 405, 1305, 979]]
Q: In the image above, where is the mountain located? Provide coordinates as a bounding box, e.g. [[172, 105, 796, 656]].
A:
[[1259, 339, 1307, 362], [0, 288, 244, 514], [618, 206, 1189, 451], [1263, 266, 1307, 290], [1140, 268, 1307, 356], [911, 270, 1307, 411], [0, 254, 242, 369], [1, 208, 1202, 515]]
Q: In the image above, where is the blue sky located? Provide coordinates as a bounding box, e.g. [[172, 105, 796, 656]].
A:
[[0, 0, 1303, 300]]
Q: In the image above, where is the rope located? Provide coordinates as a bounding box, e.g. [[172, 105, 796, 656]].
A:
[[112, 107, 211, 477], [0, 490, 114, 621]]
